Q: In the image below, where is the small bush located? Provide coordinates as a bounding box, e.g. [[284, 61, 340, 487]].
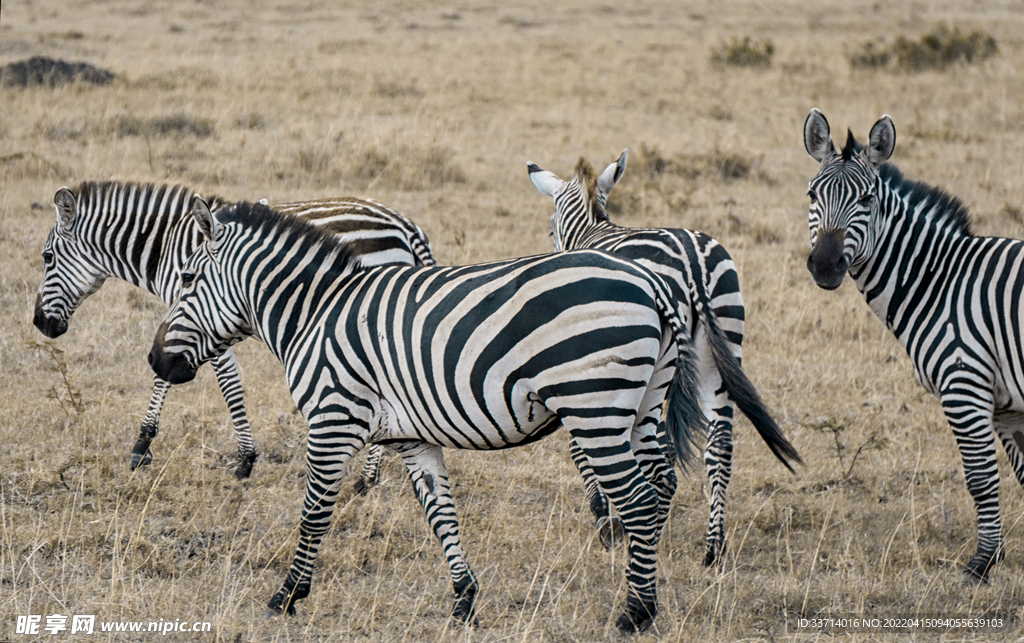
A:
[[710, 37, 774, 69], [849, 25, 997, 72], [352, 145, 465, 190], [848, 41, 890, 69], [112, 113, 215, 139], [634, 143, 758, 184], [894, 24, 997, 71], [0, 56, 115, 87]]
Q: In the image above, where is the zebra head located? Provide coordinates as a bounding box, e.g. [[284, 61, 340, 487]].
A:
[[803, 108, 896, 290], [528, 150, 626, 251], [149, 196, 249, 385], [33, 186, 109, 338]]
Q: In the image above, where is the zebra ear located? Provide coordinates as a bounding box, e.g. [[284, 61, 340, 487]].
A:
[[804, 108, 835, 163], [53, 187, 77, 230], [865, 114, 896, 168], [597, 149, 627, 197], [191, 195, 223, 243], [527, 163, 564, 197]]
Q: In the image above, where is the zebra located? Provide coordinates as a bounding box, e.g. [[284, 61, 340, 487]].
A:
[[148, 197, 707, 633], [803, 107, 1024, 581], [528, 152, 802, 565], [32, 181, 433, 481]]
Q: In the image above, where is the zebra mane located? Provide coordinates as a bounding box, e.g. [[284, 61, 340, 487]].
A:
[[71, 180, 229, 214], [573, 157, 609, 222], [217, 201, 358, 273], [878, 163, 973, 237], [840, 130, 862, 161]]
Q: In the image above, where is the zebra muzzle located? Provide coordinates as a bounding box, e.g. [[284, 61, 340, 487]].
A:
[[33, 296, 69, 338], [148, 323, 198, 385], [807, 230, 849, 290]]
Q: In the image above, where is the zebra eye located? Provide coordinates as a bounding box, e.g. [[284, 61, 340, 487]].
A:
[[807, 190, 818, 204], [181, 272, 195, 289], [858, 193, 875, 206], [42, 251, 54, 264]]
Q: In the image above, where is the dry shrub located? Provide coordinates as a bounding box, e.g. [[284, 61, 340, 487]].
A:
[[850, 24, 997, 71], [0, 56, 115, 87], [111, 113, 216, 139], [351, 144, 466, 190], [634, 143, 760, 183], [710, 36, 774, 69]]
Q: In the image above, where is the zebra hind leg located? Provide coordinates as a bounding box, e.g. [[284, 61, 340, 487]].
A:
[[571, 429, 661, 634], [943, 395, 1002, 583], [131, 375, 170, 469], [352, 444, 385, 495], [703, 416, 733, 566], [396, 442, 479, 626], [569, 437, 624, 549]]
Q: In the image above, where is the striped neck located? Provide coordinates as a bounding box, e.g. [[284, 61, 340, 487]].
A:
[[213, 203, 359, 362], [850, 165, 974, 333], [71, 181, 223, 299]]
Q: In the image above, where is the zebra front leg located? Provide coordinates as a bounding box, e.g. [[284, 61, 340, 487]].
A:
[[942, 393, 1003, 582], [352, 444, 385, 495], [266, 424, 363, 617], [131, 375, 171, 469], [568, 437, 624, 549], [395, 442, 479, 626], [212, 349, 258, 478]]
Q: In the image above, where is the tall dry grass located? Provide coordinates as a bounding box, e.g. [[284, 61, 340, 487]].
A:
[[3, 1, 1024, 640]]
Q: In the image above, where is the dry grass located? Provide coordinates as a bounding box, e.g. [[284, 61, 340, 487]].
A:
[[4, 1, 1024, 641]]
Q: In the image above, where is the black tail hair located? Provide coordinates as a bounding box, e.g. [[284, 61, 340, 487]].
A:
[[699, 297, 802, 472], [652, 278, 705, 472]]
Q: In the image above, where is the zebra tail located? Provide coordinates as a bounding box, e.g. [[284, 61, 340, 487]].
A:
[[700, 303, 803, 472], [653, 278, 706, 473]]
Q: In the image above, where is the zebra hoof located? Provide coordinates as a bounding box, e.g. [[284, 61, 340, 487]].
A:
[[129, 440, 153, 470], [596, 516, 625, 550], [352, 478, 370, 496], [266, 594, 298, 618], [451, 577, 478, 626], [234, 452, 258, 479], [703, 539, 727, 567], [963, 545, 1004, 584], [614, 594, 656, 634]]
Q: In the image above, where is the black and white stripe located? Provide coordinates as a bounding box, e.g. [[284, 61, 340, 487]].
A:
[[32, 181, 433, 479], [528, 153, 802, 565], [804, 108, 1024, 581], [149, 198, 706, 633]]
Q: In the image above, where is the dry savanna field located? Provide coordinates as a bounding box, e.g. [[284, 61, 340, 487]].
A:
[[5, 1, 1024, 641]]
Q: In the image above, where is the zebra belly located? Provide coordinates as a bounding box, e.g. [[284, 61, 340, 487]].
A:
[[366, 382, 562, 450]]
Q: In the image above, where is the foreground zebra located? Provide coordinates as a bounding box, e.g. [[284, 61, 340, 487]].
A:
[[804, 108, 1024, 581], [149, 198, 706, 633], [32, 181, 432, 479], [528, 153, 802, 565]]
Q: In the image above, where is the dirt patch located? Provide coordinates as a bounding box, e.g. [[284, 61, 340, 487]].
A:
[[0, 55, 115, 87]]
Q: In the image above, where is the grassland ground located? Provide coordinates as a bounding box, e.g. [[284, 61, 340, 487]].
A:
[[3, 1, 1024, 641]]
